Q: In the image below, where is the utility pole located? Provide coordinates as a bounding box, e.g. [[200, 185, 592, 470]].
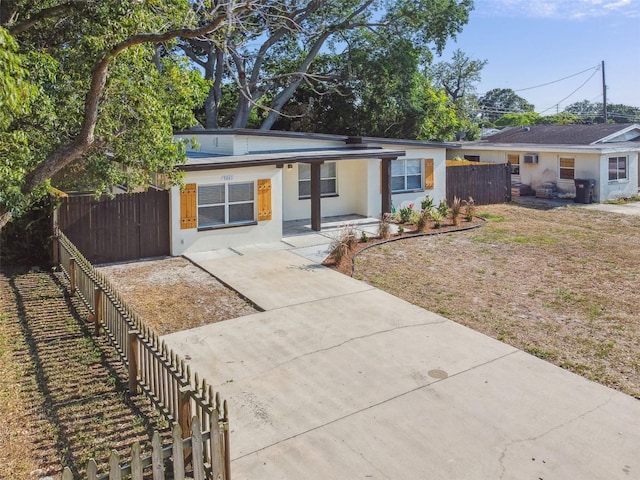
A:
[[602, 60, 608, 123]]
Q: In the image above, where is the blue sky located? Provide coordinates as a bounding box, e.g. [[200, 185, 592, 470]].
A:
[[438, 0, 640, 114]]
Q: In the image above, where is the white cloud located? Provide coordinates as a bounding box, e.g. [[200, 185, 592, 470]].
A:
[[476, 0, 640, 19]]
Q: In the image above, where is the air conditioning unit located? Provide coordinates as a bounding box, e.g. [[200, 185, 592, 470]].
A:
[[523, 154, 539, 164]]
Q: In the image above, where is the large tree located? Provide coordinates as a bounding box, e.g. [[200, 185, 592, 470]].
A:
[[478, 88, 534, 123], [177, 0, 474, 130], [0, 1, 248, 229], [564, 100, 640, 124], [271, 35, 466, 141], [431, 49, 486, 104]]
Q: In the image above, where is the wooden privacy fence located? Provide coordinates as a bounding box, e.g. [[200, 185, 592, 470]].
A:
[[446, 162, 512, 205], [57, 189, 170, 265], [55, 229, 230, 480]]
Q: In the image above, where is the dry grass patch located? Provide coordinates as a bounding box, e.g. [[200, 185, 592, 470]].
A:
[[98, 256, 258, 334], [352, 203, 640, 399]]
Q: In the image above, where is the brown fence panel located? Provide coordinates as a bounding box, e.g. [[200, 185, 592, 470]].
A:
[[446, 163, 512, 205], [58, 190, 169, 264]]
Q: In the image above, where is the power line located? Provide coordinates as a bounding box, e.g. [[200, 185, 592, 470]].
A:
[[513, 65, 600, 93], [538, 67, 601, 114]]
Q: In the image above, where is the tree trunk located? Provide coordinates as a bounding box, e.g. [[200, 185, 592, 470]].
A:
[[260, 31, 331, 130]]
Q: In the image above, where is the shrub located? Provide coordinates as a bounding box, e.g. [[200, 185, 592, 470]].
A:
[[360, 231, 369, 243], [398, 207, 413, 223], [421, 195, 434, 212], [437, 199, 449, 218], [416, 208, 430, 232], [378, 213, 393, 239], [450, 196, 462, 226], [330, 224, 357, 264], [430, 210, 444, 228], [463, 196, 476, 221], [398, 223, 404, 235]]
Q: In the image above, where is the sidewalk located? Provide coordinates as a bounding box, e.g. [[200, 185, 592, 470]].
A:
[[162, 246, 640, 480]]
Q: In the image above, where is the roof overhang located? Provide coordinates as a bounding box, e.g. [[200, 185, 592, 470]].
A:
[[179, 147, 406, 171], [175, 128, 459, 149], [452, 142, 640, 155]]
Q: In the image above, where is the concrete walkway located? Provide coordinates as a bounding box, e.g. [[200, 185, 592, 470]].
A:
[[163, 241, 640, 479]]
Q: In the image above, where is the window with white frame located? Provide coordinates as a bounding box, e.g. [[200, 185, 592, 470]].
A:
[[392, 159, 422, 192], [559, 157, 575, 180], [197, 182, 255, 228], [608, 156, 627, 181], [298, 162, 337, 199], [507, 154, 520, 175]]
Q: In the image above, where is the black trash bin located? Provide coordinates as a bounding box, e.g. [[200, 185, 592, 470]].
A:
[[574, 179, 596, 204]]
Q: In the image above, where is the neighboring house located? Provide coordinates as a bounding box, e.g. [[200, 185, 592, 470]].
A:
[[447, 123, 640, 202], [171, 129, 456, 255]]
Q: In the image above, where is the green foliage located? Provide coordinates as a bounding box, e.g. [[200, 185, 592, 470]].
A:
[[398, 206, 414, 223], [429, 210, 443, 228], [421, 195, 435, 212], [495, 111, 541, 127], [564, 100, 640, 124], [479, 88, 535, 123], [436, 199, 449, 217], [0, 197, 54, 266], [0, 2, 211, 223], [252, 1, 474, 136], [537, 112, 581, 125]]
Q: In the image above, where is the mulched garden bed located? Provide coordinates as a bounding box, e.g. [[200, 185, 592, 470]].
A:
[[322, 216, 485, 276]]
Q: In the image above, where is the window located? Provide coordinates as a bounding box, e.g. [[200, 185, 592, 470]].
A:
[[559, 157, 575, 180], [392, 159, 422, 192], [463, 155, 480, 162], [507, 154, 520, 175], [197, 182, 254, 228], [608, 156, 627, 181], [298, 162, 337, 199]]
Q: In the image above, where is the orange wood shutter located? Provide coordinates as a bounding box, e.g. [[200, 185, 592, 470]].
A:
[[180, 183, 197, 229], [257, 179, 272, 221], [424, 158, 434, 190]]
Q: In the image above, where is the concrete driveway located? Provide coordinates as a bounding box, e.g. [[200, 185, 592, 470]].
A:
[[163, 245, 640, 480], [582, 201, 640, 216]]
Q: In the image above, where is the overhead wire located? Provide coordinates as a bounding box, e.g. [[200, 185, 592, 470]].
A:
[[513, 65, 600, 92], [538, 67, 601, 114]]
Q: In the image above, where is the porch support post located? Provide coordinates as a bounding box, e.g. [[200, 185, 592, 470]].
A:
[[381, 157, 395, 216], [310, 162, 322, 231]]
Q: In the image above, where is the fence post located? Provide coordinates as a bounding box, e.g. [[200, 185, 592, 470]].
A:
[[128, 330, 139, 395], [52, 234, 60, 269], [94, 287, 102, 335], [178, 386, 193, 439], [69, 257, 76, 295], [223, 400, 230, 480]]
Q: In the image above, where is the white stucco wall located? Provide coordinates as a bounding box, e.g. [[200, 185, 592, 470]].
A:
[[240, 135, 345, 154], [282, 159, 369, 221], [174, 133, 235, 155], [387, 145, 447, 214], [598, 151, 639, 201], [170, 166, 283, 255], [450, 147, 639, 202]]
